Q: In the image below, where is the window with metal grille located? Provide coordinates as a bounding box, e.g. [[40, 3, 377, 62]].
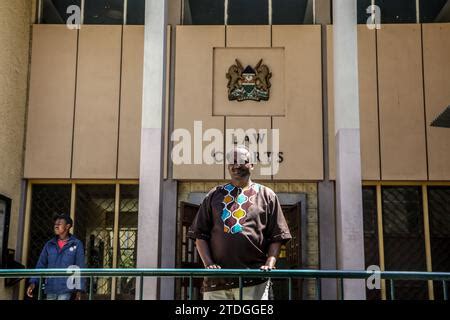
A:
[[428, 186, 450, 300], [75, 185, 116, 300], [177, 202, 203, 300], [273, 203, 303, 300], [362, 186, 381, 300], [26, 183, 138, 299], [116, 185, 139, 300], [382, 187, 428, 300], [27, 185, 72, 269], [25, 184, 71, 300]]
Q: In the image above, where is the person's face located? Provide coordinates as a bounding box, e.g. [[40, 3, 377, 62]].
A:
[[54, 219, 70, 236], [227, 151, 253, 180]]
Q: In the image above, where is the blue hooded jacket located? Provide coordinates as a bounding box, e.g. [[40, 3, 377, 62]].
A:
[[30, 235, 86, 294]]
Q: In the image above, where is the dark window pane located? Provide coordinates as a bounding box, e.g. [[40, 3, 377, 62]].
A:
[[75, 185, 116, 299], [26, 184, 72, 300], [228, 0, 268, 25], [377, 0, 417, 23], [116, 185, 139, 300], [362, 187, 381, 300], [28, 185, 71, 268], [85, 0, 124, 25], [183, 0, 224, 25], [127, 0, 145, 25], [42, 0, 81, 24], [272, 0, 312, 25], [382, 187, 428, 300], [428, 187, 450, 300], [357, 0, 373, 24], [420, 0, 449, 23], [0, 196, 11, 268]]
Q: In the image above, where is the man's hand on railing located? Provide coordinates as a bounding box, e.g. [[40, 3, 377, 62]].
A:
[[260, 256, 277, 271], [74, 291, 82, 300], [26, 283, 35, 298], [205, 264, 221, 269]]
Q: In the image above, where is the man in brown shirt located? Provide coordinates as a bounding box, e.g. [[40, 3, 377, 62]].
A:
[[188, 145, 292, 300]]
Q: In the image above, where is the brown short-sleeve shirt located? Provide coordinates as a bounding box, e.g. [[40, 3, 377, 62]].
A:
[[187, 182, 292, 291]]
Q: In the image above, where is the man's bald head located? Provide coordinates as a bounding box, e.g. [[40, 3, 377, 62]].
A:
[[226, 145, 255, 165]]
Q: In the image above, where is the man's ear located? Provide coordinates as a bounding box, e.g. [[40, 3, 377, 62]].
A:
[[249, 164, 254, 170]]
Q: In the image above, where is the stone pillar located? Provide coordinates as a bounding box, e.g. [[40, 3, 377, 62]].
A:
[[136, 0, 168, 300], [332, 0, 366, 299], [316, 0, 338, 300]]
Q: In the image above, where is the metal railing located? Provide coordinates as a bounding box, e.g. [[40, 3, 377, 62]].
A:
[[1, 268, 449, 300]]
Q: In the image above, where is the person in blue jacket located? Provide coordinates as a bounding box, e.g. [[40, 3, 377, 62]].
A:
[[27, 213, 86, 300]]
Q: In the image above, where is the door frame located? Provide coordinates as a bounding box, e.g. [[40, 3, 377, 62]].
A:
[[180, 191, 309, 299]]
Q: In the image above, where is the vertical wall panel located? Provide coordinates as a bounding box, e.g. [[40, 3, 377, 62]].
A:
[[225, 117, 272, 181], [24, 25, 78, 178], [327, 26, 381, 181], [173, 26, 225, 179], [327, 26, 336, 180], [117, 26, 144, 179], [272, 25, 323, 180], [226, 26, 271, 47], [72, 26, 122, 179], [225, 25, 273, 181], [377, 24, 427, 180], [357, 26, 380, 180], [423, 24, 450, 180]]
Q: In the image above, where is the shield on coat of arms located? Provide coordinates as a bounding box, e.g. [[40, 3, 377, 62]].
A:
[[226, 59, 272, 102]]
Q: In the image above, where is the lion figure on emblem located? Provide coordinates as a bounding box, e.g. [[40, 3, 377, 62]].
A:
[[226, 59, 244, 95], [254, 59, 272, 91]]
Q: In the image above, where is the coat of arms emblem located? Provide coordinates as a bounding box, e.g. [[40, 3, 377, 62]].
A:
[[226, 59, 272, 102]]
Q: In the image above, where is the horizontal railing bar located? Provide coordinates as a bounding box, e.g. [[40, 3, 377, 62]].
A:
[[1, 269, 450, 281]]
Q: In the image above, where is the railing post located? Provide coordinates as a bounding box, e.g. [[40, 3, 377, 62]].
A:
[[339, 278, 344, 300], [389, 280, 395, 300], [38, 277, 43, 300], [288, 278, 292, 301], [315, 278, 321, 300], [3, 269, 450, 302], [89, 276, 93, 300], [189, 275, 193, 301], [443, 281, 448, 301], [239, 277, 243, 301], [139, 274, 144, 300]]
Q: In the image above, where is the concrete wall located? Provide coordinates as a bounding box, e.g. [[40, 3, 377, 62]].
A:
[[24, 25, 144, 179], [172, 25, 324, 181], [328, 23, 450, 181], [24, 23, 450, 182], [0, 0, 34, 300]]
